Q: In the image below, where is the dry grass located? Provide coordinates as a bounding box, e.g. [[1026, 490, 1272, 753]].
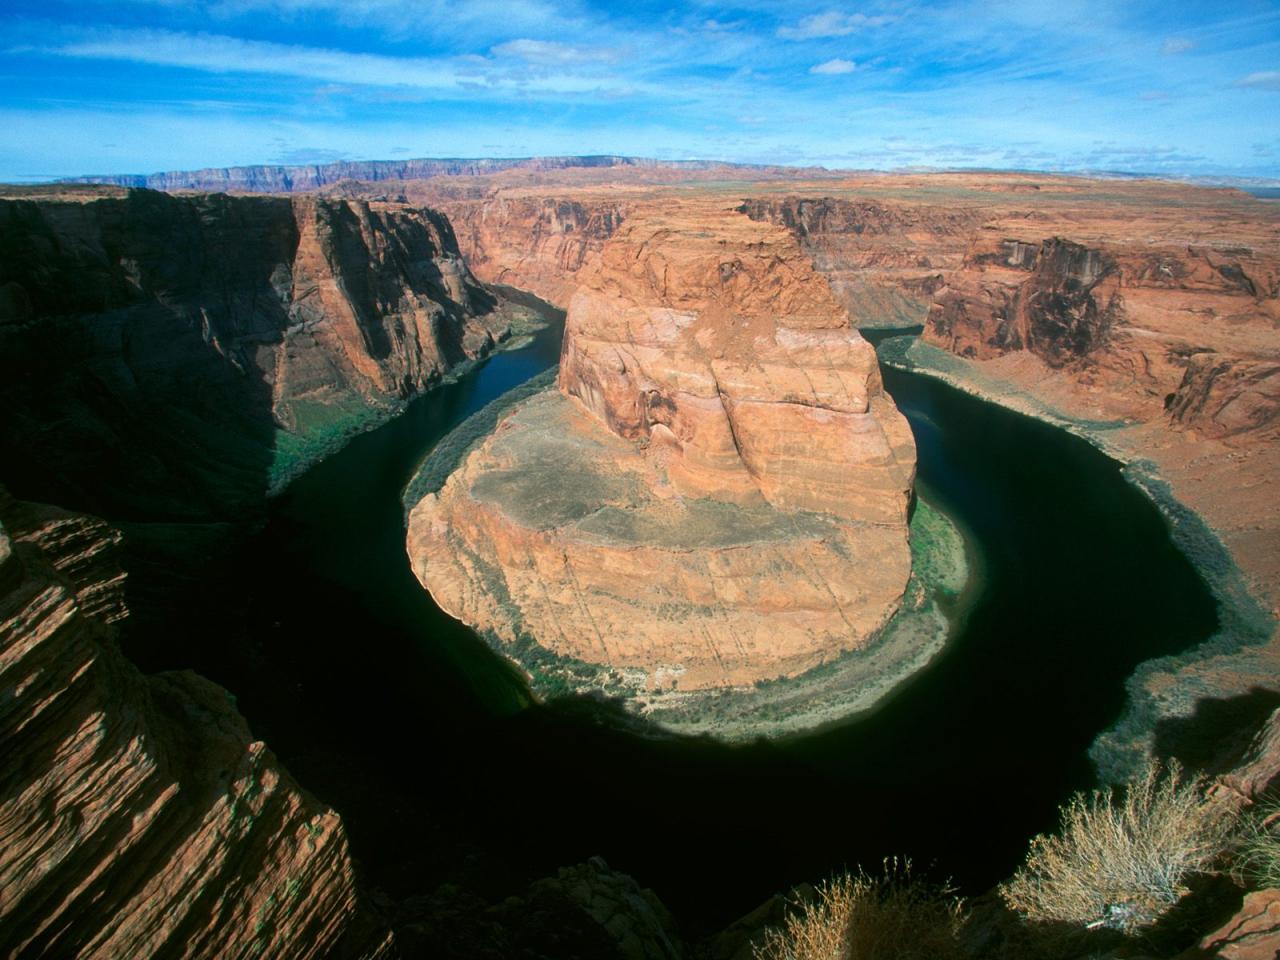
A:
[[1001, 759, 1236, 933], [1234, 796, 1280, 889], [754, 860, 966, 960]]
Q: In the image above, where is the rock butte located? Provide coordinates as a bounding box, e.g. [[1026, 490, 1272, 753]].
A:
[[407, 200, 916, 691]]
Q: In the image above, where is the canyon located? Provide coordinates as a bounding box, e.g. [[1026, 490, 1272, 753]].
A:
[[0, 185, 521, 520], [3, 160, 1278, 958]]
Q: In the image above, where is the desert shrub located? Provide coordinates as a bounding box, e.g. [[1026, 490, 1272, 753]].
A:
[[1001, 759, 1237, 933], [1234, 796, 1280, 889], [754, 860, 965, 960]]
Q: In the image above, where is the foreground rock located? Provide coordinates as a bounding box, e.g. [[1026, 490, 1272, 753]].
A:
[[408, 201, 915, 698], [0, 490, 393, 958], [0, 186, 519, 519]]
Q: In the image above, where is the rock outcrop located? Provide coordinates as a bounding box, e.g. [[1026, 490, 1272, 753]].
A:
[[0, 490, 391, 959], [408, 201, 915, 693], [0, 186, 514, 519]]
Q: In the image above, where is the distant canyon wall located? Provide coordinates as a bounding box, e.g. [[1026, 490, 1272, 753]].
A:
[[738, 196, 982, 328], [436, 195, 630, 306], [0, 188, 510, 520], [62, 156, 793, 195], [922, 231, 1280, 432]]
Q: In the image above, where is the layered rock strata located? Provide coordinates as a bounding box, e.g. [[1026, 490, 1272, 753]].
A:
[[0, 490, 391, 959], [438, 195, 628, 305], [408, 203, 916, 692], [0, 186, 513, 519], [739, 196, 982, 328]]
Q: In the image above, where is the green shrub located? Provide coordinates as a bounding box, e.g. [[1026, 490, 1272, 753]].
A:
[[754, 860, 965, 960], [1001, 759, 1236, 933]]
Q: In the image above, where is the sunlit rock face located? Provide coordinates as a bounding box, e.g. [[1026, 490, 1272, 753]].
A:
[[0, 490, 391, 959], [409, 201, 916, 692]]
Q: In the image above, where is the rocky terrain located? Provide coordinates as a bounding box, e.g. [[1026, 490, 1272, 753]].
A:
[[407, 199, 917, 696], [0, 489, 392, 959], [0, 185, 518, 520]]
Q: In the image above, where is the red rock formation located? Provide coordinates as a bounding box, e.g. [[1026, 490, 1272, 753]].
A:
[[0, 489, 392, 958], [738, 196, 980, 327], [0, 186, 513, 519], [438, 194, 628, 305], [408, 201, 915, 692]]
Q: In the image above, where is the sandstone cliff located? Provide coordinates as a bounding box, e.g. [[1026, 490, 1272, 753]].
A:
[[923, 230, 1279, 424], [0, 187, 513, 520], [408, 201, 916, 694], [0, 489, 392, 959], [739, 196, 981, 327], [437, 195, 628, 306]]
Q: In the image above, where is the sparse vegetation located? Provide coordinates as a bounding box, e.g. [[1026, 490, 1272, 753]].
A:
[[1234, 796, 1280, 889], [754, 861, 966, 960], [1000, 759, 1237, 933]]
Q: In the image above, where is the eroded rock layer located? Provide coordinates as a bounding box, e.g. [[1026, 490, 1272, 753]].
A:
[[408, 202, 915, 691], [0, 490, 390, 959], [0, 186, 513, 520]]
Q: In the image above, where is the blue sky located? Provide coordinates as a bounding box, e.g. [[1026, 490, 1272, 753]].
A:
[[2, 0, 1278, 180]]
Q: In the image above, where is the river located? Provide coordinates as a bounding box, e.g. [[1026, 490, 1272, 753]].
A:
[[122, 304, 1218, 934]]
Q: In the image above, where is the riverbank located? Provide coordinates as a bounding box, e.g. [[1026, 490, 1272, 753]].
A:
[[268, 296, 549, 496], [642, 495, 971, 740], [878, 334, 1278, 779]]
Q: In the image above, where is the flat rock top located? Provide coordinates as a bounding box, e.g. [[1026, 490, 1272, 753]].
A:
[[467, 387, 843, 549]]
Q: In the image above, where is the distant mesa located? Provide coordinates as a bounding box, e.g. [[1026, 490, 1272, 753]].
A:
[[60, 155, 836, 195]]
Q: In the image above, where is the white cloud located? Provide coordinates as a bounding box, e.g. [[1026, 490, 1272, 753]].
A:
[[1160, 37, 1194, 55], [40, 28, 633, 96], [1237, 71, 1280, 90], [490, 38, 618, 65], [810, 58, 857, 75], [778, 11, 892, 41]]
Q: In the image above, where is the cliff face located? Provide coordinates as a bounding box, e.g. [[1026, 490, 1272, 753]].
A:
[[0, 187, 511, 520], [438, 195, 628, 306], [738, 196, 982, 327], [0, 490, 390, 959], [408, 201, 915, 694], [922, 229, 1280, 426]]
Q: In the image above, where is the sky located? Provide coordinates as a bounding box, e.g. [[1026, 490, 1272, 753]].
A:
[[2, 0, 1279, 181]]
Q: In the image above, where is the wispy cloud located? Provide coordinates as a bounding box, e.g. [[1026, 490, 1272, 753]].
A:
[[1160, 37, 1194, 55], [1237, 70, 1280, 90], [39, 28, 635, 97], [778, 11, 892, 41], [490, 38, 619, 66], [810, 58, 857, 75]]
